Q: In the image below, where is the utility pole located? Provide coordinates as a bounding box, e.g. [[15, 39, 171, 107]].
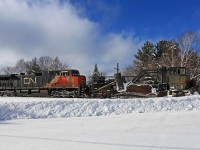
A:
[[115, 63, 119, 73]]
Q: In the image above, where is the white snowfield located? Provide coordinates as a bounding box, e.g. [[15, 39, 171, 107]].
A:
[[1, 96, 200, 150], [0, 96, 200, 120]]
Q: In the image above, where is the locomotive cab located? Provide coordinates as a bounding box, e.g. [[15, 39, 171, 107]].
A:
[[168, 67, 190, 90], [59, 70, 86, 88], [45, 69, 86, 89]]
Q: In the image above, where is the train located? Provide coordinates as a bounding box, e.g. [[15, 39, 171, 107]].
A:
[[0, 66, 196, 98], [0, 69, 86, 97]]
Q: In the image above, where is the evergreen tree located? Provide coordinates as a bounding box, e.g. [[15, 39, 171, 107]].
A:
[[134, 41, 156, 70], [26, 57, 42, 74], [91, 64, 101, 83], [155, 40, 169, 58], [155, 40, 179, 67]]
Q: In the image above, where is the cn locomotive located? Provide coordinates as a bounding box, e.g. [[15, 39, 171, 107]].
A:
[[0, 69, 86, 97]]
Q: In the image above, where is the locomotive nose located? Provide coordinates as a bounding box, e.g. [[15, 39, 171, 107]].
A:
[[78, 75, 86, 86]]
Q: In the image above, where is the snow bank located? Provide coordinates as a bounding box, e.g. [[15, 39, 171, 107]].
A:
[[1, 96, 200, 120]]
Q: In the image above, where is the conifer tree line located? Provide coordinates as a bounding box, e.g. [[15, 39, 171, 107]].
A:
[[0, 56, 68, 74], [124, 31, 200, 79]]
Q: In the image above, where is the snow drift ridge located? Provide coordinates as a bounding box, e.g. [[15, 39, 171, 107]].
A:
[[0, 96, 200, 120]]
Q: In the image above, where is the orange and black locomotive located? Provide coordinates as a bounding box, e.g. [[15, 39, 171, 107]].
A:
[[0, 69, 86, 97]]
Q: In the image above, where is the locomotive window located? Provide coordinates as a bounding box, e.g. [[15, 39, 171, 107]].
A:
[[71, 70, 80, 76], [170, 68, 176, 75], [61, 71, 69, 76], [178, 68, 186, 75], [170, 68, 186, 75], [175, 68, 186, 75]]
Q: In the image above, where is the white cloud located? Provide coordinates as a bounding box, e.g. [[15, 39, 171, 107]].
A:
[[0, 0, 141, 75]]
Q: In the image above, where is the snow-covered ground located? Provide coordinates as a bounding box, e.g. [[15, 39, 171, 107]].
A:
[[1, 96, 200, 149]]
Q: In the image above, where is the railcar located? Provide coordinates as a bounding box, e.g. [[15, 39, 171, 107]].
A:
[[90, 66, 193, 98], [0, 66, 195, 98]]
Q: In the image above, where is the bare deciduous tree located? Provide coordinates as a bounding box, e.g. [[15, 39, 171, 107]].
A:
[[38, 56, 54, 71], [1, 66, 15, 74], [178, 31, 199, 67], [51, 56, 68, 70], [15, 59, 27, 73], [0, 56, 69, 74]]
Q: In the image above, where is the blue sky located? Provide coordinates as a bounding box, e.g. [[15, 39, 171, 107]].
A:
[[69, 0, 200, 39], [0, 0, 199, 75]]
